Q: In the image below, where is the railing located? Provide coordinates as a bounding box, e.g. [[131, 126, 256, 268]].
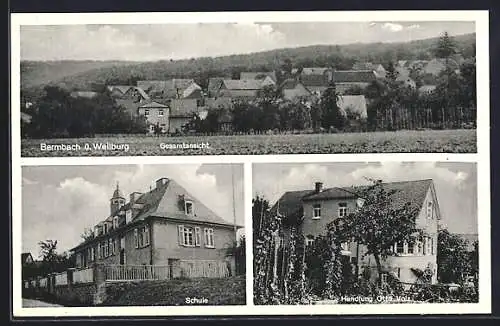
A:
[[104, 264, 171, 281], [180, 260, 229, 278], [73, 267, 94, 284], [54, 272, 68, 286]]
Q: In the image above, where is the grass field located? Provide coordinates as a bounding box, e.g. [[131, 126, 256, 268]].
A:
[[21, 129, 477, 157], [99, 276, 246, 306]]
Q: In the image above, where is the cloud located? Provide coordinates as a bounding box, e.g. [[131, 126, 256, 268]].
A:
[[382, 23, 404, 32], [407, 24, 421, 30]]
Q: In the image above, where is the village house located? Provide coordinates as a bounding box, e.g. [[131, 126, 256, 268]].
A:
[[279, 78, 312, 101], [216, 79, 266, 99], [272, 179, 440, 285], [295, 67, 334, 96], [107, 85, 150, 102], [333, 70, 379, 94], [70, 178, 241, 277], [168, 98, 200, 133], [352, 62, 386, 78], [137, 101, 170, 133]]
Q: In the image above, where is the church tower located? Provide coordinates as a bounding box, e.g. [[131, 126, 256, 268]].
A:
[[110, 182, 125, 215]]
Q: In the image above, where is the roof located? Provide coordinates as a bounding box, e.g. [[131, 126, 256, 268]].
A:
[[240, 71, 277, 82], [205, 97, 234, 109], [222, 79, 263, 90], [301, 67, 331, 75], [334, 70, 378, 83], [170, 98, 198, 117], [112, 184, 124, 199], [280, 78, 305, 90], [207, 77, 225, 96], [419, 85, 437, 93], [22, 253, 34, 263], [71, 178, 238, 251], [301, 74, 331, 87], [272, 179, 435, 223], [182, 83, 202, 98], [137, 79, 196, 98], [133, 87, 150, 100], [139, 101, 169, 109], [337, 95, 368, 119]]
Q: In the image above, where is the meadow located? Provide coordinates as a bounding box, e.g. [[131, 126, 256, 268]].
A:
[[21, 129, 477, 157]]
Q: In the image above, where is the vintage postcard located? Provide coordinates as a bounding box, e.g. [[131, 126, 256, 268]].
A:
[[11, 11, 487, 157], [10, 10, 490, 318]]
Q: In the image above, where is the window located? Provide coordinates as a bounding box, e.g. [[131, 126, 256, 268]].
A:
[[103, 241, 108, 257], [415, 239, 423, 255], [338, 202, 348, 218], [312, 204, 321, 219], [97, 244, 101, 259], [396, 242, 405, 254], [120, 237, 125, 250], [126, 210, 132, 223], [185, 201, 194, 215], [427, 201, 433, 219], [158, 109, 164, 116], [306, 238, 315, 247], [430, 237, 435, 255], [91, 247, 95, 261], [407, 240, 414, 254], [135, 226, 150, 248], [204, 228, 215, 248], [113, 216, 119, 229], [149, 125, 155, 132], [424, 236, 433, 255], [144, 109, 150, 116], [341, 242, 350, 252], [178, 225, 195, 247], [380, 273, 388, 286]]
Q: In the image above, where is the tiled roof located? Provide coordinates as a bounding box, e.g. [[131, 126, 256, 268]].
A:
[[207, 77, 225, 96], [170, 98, 198, 117], [337, 95, 368, 119], [302, 67, 331, 75], [240, 71, 277, 82], [222, 79, 263, 90], [270, 190, 314, 219], [279, 78, 304, 90], [301, 74, 331, 87], [137, 79, 196, 98], [139, 101, 169, 109], [303, 187, 357, 201], [334, 70, 378, 83]]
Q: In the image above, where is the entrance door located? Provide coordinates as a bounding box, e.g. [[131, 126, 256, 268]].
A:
[[120, 249, 125, 265]]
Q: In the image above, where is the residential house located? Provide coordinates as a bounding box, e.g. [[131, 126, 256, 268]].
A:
[[272, 179, 440, 285], [333, 70, 379, 94], [207, 78, 225, 98], [70, 178, 241, 277], [107, 86, 150, 102], [352, 62, 386, 78], [423, 58, 460, 76], [137, 79, 201, 100], [297, 67, 334, 96], [137, 101, 170, 133], [279, 79, 312, 101], [168, 98, 200, 133]]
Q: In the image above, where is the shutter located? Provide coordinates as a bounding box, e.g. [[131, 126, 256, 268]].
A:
[[134, 229, 139, 248], [194, 227, 201, 246], [178, 225, 184, 246]]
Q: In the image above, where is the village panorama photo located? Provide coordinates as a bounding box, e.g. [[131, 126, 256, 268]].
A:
[[252, 162, 479, 305], [19, 163, 246, 307], [15, 14, 479, 156]]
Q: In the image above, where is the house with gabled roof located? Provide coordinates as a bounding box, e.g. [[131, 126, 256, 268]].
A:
[[168, 98, 200, 133], [240, 71, 277, 83], [217, 79, 264, 99], [279, 79, 312, 101], [137, 79, 201, 99], [271, 179, 440, 285], [333, 70, 379, 94], [71, 178, 241, 277], [137, 101, 170, 133]]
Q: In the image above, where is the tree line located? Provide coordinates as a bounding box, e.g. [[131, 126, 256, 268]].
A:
[[21, 86, 149, 138]]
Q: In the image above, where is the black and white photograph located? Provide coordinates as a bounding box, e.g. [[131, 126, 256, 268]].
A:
[[15, 16, 480, 156], [20, 163, 246, 307], [252, 162, 480, 305]]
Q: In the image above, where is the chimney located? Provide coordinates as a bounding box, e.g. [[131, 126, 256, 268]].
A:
[[129, 192, 143, 204], [155, 177, 169, 189], [315, 182, 323, 193]]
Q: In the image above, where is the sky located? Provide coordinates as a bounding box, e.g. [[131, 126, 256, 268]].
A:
[[252, 162, 477, 235], [22, 164, 244, 258], [20, 21, 475, 61]]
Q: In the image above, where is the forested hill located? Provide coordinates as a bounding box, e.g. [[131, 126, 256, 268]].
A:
[[21, 32, 475, 94]]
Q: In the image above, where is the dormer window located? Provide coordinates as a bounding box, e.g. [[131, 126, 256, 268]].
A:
[[426, 201, 433, 219], [185, 200, 194, 215], [312, 204, 321, 219]]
